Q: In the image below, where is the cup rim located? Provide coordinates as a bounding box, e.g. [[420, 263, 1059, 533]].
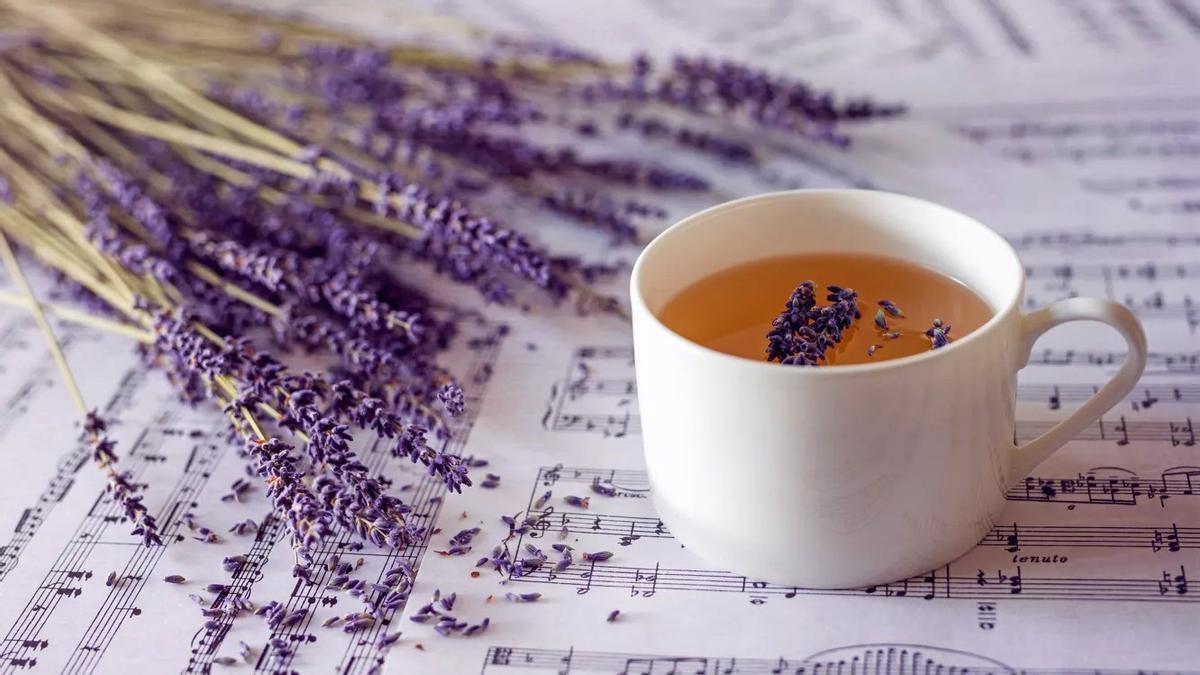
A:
[[629, 188, 1025, 375]]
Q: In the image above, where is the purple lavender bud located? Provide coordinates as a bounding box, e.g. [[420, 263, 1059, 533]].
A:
[[229, 519, 258, 535], [376, 632, 401, 649], [563, 495, 589, 509], [504, 592, 542, 603], [343, 613, 376, 633]]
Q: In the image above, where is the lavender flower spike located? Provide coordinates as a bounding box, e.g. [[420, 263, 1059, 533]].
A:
[[84, 412, 161, 546], [767, 282, 859, 366]]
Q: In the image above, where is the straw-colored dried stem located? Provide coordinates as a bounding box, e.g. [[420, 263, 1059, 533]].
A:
[[0, 289, 152, 341], [0, 228, 90, 414]]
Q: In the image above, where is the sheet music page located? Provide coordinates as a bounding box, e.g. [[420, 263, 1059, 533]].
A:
[[0, 1, 1197, 674], [0, 287, 509, 674]]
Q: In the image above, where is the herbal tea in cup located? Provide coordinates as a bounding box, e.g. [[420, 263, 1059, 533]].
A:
[[630, 189, 1147, 588], [657, 252, 993, 365]]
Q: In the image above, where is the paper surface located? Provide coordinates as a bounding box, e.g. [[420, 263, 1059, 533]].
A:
[[1, 1, 1198, 673]]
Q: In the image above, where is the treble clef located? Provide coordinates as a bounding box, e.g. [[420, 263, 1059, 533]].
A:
[[528, 506, 554, 538]]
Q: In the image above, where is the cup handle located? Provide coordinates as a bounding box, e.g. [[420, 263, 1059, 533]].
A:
[[1009, 297, 1148, 482]]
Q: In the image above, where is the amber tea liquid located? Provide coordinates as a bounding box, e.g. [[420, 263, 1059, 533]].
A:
[[658, 253, 993, 365]]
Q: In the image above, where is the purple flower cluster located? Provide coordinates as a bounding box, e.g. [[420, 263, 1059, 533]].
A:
[[926, 318, 952, 349], [140, 306, 465, 552], [579, 54, 904, 148], [74, 173, 178, 284], [408, 588, 490, 637], [766, 282, 861, 365], [323, 559, 412, 617], [255, 601, 308, 631], [246, 438, 333, 551]]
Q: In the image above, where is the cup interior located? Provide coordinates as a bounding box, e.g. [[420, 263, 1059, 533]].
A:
[[634, 189, 1023, 324]]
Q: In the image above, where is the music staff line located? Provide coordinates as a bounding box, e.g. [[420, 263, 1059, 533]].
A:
[[1007, 231, 1200, 250], [537, 465, 1200, 508], [1024, 261, 1200, 281], [511, 559, 1194, 603], [510, 466, 1200, 604], [548, 411, 1200, 446], [481, 644, 1200, 675], [523, 506, 1200, 553], [1028, 298, 1200, 325], [561, 345, 1200, 374], [1030, 348, 1200, 373], [0, 325, 84, 445], [562, 377, 1200, 409]]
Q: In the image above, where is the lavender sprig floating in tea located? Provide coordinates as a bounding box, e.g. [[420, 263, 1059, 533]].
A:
[[766, 282, 860, 366]]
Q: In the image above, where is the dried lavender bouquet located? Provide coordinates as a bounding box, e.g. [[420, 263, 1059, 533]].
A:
[[0, 0, 901, 623]]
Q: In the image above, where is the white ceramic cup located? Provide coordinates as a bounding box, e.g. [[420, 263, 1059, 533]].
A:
[[630, 189, 1148, 589]]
